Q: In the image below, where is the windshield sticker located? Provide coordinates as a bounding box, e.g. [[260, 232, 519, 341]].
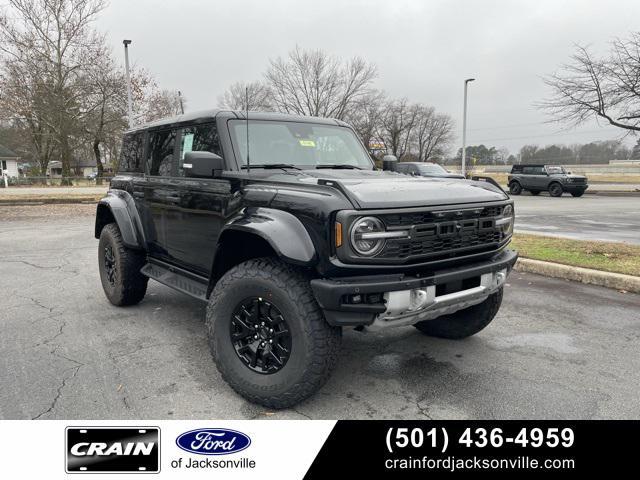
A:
[[299, 139, 316, 147]]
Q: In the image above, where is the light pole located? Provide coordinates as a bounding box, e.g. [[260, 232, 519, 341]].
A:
[[123, 40, 133, 129], [461, 77, 475, 177]]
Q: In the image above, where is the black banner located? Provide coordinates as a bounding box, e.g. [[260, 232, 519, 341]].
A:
[[305, 421, 637, 477]]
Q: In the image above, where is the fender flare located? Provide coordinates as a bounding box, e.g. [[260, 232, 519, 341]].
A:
[[219, 207, 317, 266], [95, 190, 146, 250]]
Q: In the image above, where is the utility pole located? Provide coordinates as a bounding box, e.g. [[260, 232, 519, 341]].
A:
[[123, 40, 134, 129], [178, 91, 185, 114], [461, 78, 475, 177]]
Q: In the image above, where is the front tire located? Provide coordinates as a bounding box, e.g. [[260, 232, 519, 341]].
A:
[[206, 258, 341, 409], [549, 182, 563, 197], [509, 181, 522, 195], [414, 288, 503, 339], [98, 223, 148, 306]]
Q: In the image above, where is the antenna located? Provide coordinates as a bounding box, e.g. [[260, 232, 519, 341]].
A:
[[245, 87, 250, 173]]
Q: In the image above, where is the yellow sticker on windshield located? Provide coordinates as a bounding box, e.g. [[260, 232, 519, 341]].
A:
[[299, 140, 316, 147]]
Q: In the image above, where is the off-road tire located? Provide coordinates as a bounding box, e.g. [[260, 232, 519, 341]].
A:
[[549, 182, 563, 197], [98, 223, 148, 306], [414, 288, 503, 339], [571, 191, 584, 197], [206, 258, 342, 409], [509, 181, 522, 195], [529, 190, 541, 196]]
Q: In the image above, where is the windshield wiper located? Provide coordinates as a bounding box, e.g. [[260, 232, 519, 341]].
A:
[[315, 164, 363, 170], [241, 164, 302, 170]]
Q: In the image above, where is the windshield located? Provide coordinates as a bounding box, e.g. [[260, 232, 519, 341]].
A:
[[417, 164, 448, 175], [229, 120, 374, 169], [546, 166, 566, 175]]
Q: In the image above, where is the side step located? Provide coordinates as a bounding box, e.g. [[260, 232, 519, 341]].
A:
[[140, 262, 208, 302]]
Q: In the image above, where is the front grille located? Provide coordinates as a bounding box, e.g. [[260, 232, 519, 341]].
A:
[[376, 205, 507, 262], [383, 205, 504, 227]]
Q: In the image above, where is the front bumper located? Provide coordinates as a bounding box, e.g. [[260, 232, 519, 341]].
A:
[[311, 248, 518, 327], [563, 184, 588, 193]]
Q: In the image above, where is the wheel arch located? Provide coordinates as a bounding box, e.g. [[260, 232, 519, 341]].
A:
[[95, 190, 145, 250], [207, 208, 318, 296]]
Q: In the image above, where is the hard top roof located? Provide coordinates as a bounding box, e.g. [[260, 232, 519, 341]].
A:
[[125, 109, 348, 133]]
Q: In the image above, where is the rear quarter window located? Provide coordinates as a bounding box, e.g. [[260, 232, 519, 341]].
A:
[[118, 132, 144, 173]]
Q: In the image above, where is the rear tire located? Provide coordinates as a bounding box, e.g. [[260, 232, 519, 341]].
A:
[[98, 223, 148, 306], [206, 258, 342, 409], [414, 288, 503, 339], [549, 182, 563, 197], [509, 181, 522, 195]]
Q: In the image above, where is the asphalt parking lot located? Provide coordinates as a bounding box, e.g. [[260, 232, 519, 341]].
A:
[[513, 194, 640, 244], [1, 205, 639, 420]]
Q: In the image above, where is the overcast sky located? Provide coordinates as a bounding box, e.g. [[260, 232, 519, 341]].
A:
[[97, 0, 640, 154]]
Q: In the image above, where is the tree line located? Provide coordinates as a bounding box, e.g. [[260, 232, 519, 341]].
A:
[[448, 139, 638, 166], [0, 0, 184, 183], [218, 47, 456, 162]]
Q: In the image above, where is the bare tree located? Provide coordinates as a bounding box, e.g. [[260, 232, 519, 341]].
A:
[[541, 33, 640, 132], [264, 46, 376, 119], [218, 81, 272, 111], [142, 89, 185, 122], [0, 0, 107, 181], [412, 106, 455, 161], [81, 47, 128, 184], [345, 89, 387, 152], [379, 99, 419, 159]]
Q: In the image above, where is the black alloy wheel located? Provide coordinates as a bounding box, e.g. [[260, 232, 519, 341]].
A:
[[549, 183, 563, 197], [230, 297, 292, 374], [103, 244, 117, 286]]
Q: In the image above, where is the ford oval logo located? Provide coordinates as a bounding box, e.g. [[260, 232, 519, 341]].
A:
[[176, 429, 251, 456]]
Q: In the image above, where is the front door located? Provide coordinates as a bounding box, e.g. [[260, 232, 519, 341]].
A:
[[163, 122, 238, 275]]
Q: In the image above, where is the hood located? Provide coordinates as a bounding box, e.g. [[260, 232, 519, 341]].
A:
[[248, 169, 508, 209]]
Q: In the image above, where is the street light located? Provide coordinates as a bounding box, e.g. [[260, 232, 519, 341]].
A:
[[461, 77, 475, 178], [123, 40, 133, 129]]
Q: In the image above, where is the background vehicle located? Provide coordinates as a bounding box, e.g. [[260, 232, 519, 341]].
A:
[[94, 110, 517, 408], [508, 164, 588, 197], [396, 161, 465, 178]]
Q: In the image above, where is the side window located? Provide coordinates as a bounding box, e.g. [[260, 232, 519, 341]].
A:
[[148, 129, 177, 176], [178, 123, 222, 176], [118, 132, 144, 172]]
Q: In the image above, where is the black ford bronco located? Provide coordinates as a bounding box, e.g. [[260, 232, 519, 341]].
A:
[[508, 164, 588, 197], [95, 110, 517, 408]]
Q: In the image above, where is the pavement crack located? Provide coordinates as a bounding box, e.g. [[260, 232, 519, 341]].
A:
[[291, 408, 313, 420], [31, 364, 83, 420]]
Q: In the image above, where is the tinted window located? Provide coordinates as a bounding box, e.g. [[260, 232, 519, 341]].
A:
[[178, 123, 222, 176], [148, 129, 176, 176], [523, 166, 545, 175], [118, 132, 144, 172]]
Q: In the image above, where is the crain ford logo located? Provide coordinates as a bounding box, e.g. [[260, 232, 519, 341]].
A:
[[65, 427, 160, 473], [176, 428, 251, 455]]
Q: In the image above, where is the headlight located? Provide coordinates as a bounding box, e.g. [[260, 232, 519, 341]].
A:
[[350, 217, 386, 256], [496, 204, 514, 236]]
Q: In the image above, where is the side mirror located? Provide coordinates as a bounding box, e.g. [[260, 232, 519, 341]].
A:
[[183, 151, 224, 177], [382, 154, 398, 171]]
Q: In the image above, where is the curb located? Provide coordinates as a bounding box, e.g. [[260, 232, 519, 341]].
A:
[[514, 258, 640, 293], [0, 197, 100, 205]]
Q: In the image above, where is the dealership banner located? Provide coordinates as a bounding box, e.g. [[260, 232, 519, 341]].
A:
[[0, 420, 636, 477]]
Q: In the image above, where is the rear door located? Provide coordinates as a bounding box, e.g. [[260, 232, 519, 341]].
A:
[[141, 128, 179, 261]]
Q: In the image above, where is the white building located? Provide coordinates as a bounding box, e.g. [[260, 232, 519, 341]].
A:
[[0, 144, 20, 178]]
